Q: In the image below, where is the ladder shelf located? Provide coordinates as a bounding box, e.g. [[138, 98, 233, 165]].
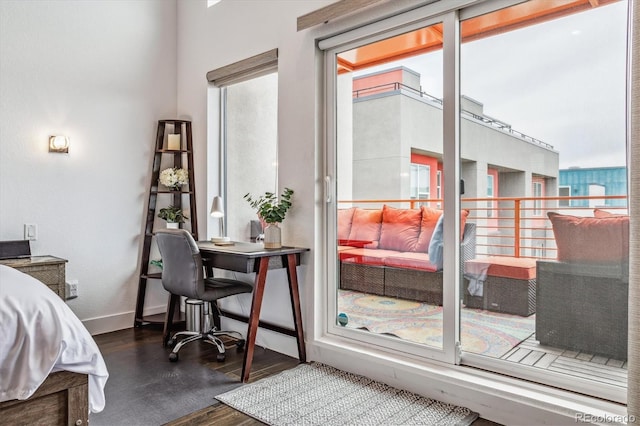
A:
[[134, 120, 197, 327]]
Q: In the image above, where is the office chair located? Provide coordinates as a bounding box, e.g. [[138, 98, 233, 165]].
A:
[[155, 229, 253, 362]]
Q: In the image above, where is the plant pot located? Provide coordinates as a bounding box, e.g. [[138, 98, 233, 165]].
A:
[[263, 223, 281, 249], [166, 222, 179, 229]]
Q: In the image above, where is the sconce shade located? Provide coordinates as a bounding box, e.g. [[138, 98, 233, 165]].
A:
[[49, 135, 69, 153], [210, 196, 224, 218]]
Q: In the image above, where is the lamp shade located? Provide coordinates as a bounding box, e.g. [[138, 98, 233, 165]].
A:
[[210, 196, 224, 218]]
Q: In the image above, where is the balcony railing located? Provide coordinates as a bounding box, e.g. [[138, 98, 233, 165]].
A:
[[338, 195, 628, 260]]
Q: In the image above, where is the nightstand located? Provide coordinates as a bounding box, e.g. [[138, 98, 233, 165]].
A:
[[0, 256, 68, 300]]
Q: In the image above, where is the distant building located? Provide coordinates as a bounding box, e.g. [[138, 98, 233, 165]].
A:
[[339, 66, 561, 256], [559, 166, 627, 208], [343, 66, 560, 207]]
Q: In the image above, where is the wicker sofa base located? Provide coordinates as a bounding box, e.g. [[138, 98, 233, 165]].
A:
[[486, 276, 536, 316], [536, 260, 628, 360], [341, 263, 465, 305], [340, 262, 444, 304], [341, 262, 385, 296], [384, 267, 443, 305], [462, 277, 536, 316]]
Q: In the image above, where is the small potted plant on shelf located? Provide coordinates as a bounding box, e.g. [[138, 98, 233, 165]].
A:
[[158, 205, 188, 229], [244, 187, 294, 248]]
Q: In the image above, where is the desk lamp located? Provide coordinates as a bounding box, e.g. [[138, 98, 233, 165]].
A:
[[210, 196, 230, 243]]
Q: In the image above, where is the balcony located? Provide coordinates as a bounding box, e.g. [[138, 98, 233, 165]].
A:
[[336, 195, 628, 393]]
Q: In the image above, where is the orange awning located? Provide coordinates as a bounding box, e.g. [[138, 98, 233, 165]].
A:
[[337, 0, 620, 73]]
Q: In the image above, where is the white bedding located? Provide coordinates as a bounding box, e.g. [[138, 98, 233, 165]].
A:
[[0, 265, 108, 413]]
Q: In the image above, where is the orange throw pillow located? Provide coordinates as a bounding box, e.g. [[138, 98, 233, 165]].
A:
[[414, 207, 469, 252], [337, 208, 355, 240], [378, 205, 422, 252], [346, 208, 383, 248], [414, 207, 443, 252], [593, 208, 627, 218], [548, 212, 629, 263]]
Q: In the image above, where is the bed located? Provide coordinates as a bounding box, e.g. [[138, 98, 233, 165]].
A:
[[0, 265, 108, 424]]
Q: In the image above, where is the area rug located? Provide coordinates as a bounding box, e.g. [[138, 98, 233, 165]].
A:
[[338, 290, 535, 358], [216, 362, 478, 425], [90, 342, 241, 426]]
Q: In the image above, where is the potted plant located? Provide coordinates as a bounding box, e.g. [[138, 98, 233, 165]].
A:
[[157, 205, 188, 229], [244, 187, 294, 248]]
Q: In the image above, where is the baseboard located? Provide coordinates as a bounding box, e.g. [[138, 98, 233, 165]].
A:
[[82, 304, 166, 336]]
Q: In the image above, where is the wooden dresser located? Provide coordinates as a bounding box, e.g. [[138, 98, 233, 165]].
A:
[[0, 256, 68, 300]]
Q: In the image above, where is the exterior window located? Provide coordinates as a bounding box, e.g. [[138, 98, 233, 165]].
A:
[[532, 181, 543, 216], [410, 164, 430, 204], [558, 186, 571, 207], [487, 174, 494, 217], [436, 170, 442, 209]]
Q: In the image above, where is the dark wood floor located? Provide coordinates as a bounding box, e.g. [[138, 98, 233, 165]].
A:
[[93, 327, 499, 426]]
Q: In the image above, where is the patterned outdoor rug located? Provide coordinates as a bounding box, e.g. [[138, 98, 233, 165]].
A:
[[216, 362, 478, 425], [338, 290, 535, 358]]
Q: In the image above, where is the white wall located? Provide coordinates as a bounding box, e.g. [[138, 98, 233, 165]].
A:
[[0, 0, 178, 332]]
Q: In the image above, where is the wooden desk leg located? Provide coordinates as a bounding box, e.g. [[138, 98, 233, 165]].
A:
[[241, 257, 270, 382], [284, 254, 306, 362]]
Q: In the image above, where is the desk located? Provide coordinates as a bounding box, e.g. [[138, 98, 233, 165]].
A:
[[197, 242, 308, 382], [0, 256, 68, 300]]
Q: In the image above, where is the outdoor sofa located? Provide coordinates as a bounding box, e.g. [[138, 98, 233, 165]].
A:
[[338, 205, 476, 305], [536, 210, 629, 360]]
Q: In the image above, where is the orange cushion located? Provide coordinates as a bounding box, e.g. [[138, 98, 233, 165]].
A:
[[415, 208, 469, 252], [378, 205, 421, 252], [346, 208, 382, 248], [337, 208, 355, 240], [383, 252, 438, 272], [593, 208, 627, 218], [414, 206, 442, 252], [465, 256, 536, 280], [548, 212, 629, 263]]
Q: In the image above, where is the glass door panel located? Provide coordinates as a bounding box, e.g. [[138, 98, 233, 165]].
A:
[[459, 0, 628, 400], [333, 21, 447, 353]]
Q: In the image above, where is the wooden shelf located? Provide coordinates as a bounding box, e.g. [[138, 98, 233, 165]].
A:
[[134, 120, 198, 330]]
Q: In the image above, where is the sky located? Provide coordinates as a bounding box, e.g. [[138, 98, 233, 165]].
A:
[[359, 1, 629, 169]]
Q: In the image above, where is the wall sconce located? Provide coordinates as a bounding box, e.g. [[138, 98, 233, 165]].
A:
[[49, 135, 69, 153], [210, 196, 230, 243]]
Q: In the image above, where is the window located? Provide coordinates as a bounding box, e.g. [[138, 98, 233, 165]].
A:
[[206, 49, 278, 241], [222, 73, 278, 241], [532, 181, 543, 216], [410, 163, 430, 205], [436, 170, 442, 209], [487, 174, 494, 217], [558, 186, 571, 207]]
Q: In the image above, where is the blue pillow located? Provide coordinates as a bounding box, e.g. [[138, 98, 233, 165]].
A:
[[428, 214, 444, 271]]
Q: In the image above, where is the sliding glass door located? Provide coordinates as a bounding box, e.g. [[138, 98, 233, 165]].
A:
[[325, 13, 460, 363], [324, 0, 629, 402], [458, 0, 629, 403]]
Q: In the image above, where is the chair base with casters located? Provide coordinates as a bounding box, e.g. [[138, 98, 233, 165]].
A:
[[166, 298, 245, 362]]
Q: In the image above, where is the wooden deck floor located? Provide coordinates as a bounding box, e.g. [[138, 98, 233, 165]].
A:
[[501, 335, 628, 389]]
